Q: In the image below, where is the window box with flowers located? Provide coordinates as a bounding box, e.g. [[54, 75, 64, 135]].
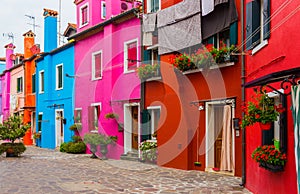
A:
[[136, 64, 160, 80], [139, 140, 157, 164], [169, 44, 238, 73], [252, 145, 287, 172], [241, 91, 282, 130]]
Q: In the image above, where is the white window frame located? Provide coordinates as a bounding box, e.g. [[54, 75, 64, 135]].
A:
[[16, 76, 23, 93], [92, 50, 103, 80], [101, 1, 106, 19], [147, 106, 161, 140], [90, 102, 101, 133], [124, 38, 139, 73], [39, 70, 44, 94], [147, 0, 161, 13], [252, 0, 268, 55], [79, 2, 89, 28], [56, 63, 63, 90]]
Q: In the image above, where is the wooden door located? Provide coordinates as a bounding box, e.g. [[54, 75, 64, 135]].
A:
[[214, 129, 223, 168], [131, 106, 139, 150]]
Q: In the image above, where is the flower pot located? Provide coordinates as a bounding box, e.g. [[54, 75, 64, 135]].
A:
[[259, 162, 284, 172], [90, 144, 98, 159], [259, 122, 271, 130], [99, 144, 108, 160]]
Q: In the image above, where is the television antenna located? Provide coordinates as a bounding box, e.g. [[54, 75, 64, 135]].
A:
[[3, 32, 14, 43], [25, 14, 40, 33]]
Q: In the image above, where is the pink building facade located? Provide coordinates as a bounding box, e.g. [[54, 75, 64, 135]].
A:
[[71, 0, 141, 158]]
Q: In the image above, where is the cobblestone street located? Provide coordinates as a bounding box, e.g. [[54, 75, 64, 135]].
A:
[[0, 146, 252, 193]]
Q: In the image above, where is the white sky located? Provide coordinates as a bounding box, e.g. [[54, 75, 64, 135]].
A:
[[0, 0, 76, 57]]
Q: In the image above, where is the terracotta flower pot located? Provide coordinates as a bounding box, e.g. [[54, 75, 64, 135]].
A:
[[259, 122, 271, 130]]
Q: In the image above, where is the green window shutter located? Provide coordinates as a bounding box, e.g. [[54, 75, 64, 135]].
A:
[[246, 1, 261, 50], [207, 36, 214, 45], [17, 78, 20, 92], [57, 66, 62, 88], [32, 74, 36, 93], [229, 22, 238, 46], [263, 0, 270, 40], [143, 50, 151, 64], [141, 109, 151, 141]]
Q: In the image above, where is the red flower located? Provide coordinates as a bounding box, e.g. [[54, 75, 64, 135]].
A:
[[255, 114, 260, 119]]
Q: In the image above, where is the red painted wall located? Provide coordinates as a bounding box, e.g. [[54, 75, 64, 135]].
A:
[[244, 0, 299, 193]]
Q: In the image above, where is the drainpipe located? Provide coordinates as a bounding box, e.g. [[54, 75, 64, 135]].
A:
[[140, 3, 145, 111], [241, 0, 246, 186]]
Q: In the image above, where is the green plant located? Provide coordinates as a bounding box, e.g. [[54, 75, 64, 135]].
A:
[[139, 141, 157, 162], [83, 133, 102, 146], [136, 64, 160, 80], [33, 132, 41, 139], [69, 123, 82, 131], [1, 143, 26, 156], [252, 145, 287, 166], [0, 115, 30, 143], [60, 141, 86, 154], [98, 133, 118, 145], [206, 43, 238, 64], [170, 53, 197, 72], [105, 113, 119, 119], [72, 135, 83, 143], [241, 91, 280, 128]]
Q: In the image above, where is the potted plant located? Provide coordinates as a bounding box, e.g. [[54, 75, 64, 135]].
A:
[[252, 145, 287, 172], [139, 140, 157, 164], [104, 113, 119, 120], [0, 115, 30, 157], [241, 90, 280, 130], [69, 123, 82, 131], [98, 133, 118, 160], [33, 132, 41, 140], [60, 135, 86, 154], [170, 53, 197, 72], [83, 133, 102, 158], [136, 64, 160, 80]]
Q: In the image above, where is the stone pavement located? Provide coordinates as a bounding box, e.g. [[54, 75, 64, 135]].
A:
[[0, 146, 252, 194]]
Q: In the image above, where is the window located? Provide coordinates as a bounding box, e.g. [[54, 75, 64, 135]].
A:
[[124, 39, 138, 73], [147, 0, 160, 13], [80, 3, 89, 27], [74, 108, 82, 123], [246, 0, 270, 52], [147, 107, 161, 140], [262, 91, 286, 152], [32, 74, 36, 93], [56, 64, 63, 90], [17, 77, 23, 93], [101, 1, 106, 19], [88, 103, 101, 131], [38, 113, 43, 132], [39, 71, 44, 93], [92, 51, 102, 80]]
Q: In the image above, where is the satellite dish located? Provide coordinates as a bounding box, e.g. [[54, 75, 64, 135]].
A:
[[10, 54, 16, 61], [121, 2, 128, 11]]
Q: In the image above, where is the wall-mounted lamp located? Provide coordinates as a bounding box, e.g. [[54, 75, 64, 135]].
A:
[[233, 118, 240, 130], [198, 105, 204, 111], [65, 73, 78, 78]]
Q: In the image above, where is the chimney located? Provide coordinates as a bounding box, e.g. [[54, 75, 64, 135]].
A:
[[4, 43, 15, 70], [23, 30, 35, 58], [43, 8, 58, 52]]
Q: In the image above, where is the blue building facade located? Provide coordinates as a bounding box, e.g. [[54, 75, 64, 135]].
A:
[[35, 9, 75, 149]]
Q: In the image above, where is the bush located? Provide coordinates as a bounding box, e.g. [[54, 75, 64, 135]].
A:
[[60, 142, 86, 154], [1, 143, 26, 156]]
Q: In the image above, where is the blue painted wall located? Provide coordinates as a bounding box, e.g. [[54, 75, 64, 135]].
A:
[[36, 43, 75, 149]]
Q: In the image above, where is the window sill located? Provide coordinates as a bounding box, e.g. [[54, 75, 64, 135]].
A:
[[252, 40, 268, 55], [124, 70, 135, 74], [55, 88, 63, 91], [79, 22, 89, 29], [92, 77, 103, 81], [145, 76, 162, 81], [181, 62, 235, 75]]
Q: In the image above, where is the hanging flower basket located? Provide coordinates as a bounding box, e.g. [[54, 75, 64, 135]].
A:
[[259, 122, 272, 130], [259, 162, 284, 172]]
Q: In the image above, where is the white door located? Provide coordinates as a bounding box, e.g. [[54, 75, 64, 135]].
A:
[[55, 109, 64, 147]]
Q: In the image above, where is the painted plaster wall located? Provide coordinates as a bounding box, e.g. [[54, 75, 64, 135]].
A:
[[36, 44, 75, 149], [75, 11, 141, 158], [245, 0, 299, 193], [10, 65, 24, 114]]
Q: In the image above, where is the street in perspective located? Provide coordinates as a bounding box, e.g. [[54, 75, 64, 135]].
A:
[[0, 146, 251, 194]]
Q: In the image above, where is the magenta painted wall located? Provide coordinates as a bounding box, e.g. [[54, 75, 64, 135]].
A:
[[74, 0, 141, 159], [1, 44, 14, 120]]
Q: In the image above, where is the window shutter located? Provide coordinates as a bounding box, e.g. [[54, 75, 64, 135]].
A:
[[127, 42, 137, 70], [143, 50, 151, 63], [141, 109, 151, 141], [58, 66, 62, 88], [32, 74, 36, 93], [229, 22, 238, 46], [263, 0, 270, 40], [95, 53, 102, 78], [88, 106, 95, 131], [246, 1, 260, 50], [207, 36, 214, 45], [38, 114, 43, 131]]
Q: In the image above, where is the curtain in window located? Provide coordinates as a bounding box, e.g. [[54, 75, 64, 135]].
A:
[[95, 53, 102, 78], [291, 85, 300, 193], [143, 13, 157, 46], [88, 106, 95, 131], [127, 42, 137, 70], [220, 105, 233, 172]]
